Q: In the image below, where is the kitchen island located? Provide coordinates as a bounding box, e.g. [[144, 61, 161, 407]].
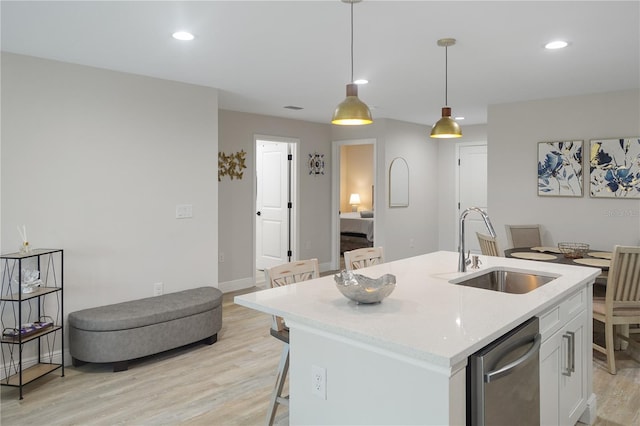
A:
[[235, 251, 599, 425]]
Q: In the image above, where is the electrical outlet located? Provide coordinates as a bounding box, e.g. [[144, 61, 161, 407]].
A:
[[311, 365, 326, 400], [153, 282, 163, 296], [218, 253, 225, 263], [175, 204, 193, 219]]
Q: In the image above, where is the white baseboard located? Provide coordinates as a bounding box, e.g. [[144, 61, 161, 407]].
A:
[[319, 261, 334, 273], [218, 277, 262, 293], [578, 393, 597, 425]]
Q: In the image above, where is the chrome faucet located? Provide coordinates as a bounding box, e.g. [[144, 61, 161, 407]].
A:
[[458, 207, 496, 272]]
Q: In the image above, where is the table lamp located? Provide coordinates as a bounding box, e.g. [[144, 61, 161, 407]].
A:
[[349, 193, 361, 212]]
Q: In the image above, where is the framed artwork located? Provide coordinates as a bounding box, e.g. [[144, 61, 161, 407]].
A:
[[308, 152, 325, 175], [537, 140, 583, 197], [589, 137, 640, 198]]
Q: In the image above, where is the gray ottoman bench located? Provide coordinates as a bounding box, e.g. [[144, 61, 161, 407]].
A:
[[68, 286, 222, 372]]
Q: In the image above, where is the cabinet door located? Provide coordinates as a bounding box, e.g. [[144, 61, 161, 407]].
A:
[[540, 329, 562, 425], [561, 309, 587, 425], [539, 308, 587, 426]]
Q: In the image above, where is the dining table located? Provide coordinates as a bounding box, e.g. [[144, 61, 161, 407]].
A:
[[504, 246, 636, 351], [504, 246, 611, 286]]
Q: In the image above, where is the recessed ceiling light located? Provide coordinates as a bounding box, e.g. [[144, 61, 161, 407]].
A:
[[455, 116, 465, 121], [545, 40, 568, 50], [172, 31, 194, 41], [354, 79, 368, 85]]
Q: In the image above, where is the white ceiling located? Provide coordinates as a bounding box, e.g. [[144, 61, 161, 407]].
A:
[[2, 1, 639, 127]]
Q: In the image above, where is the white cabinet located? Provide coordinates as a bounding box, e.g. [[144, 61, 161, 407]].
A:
[[539, 287, 593, 426]]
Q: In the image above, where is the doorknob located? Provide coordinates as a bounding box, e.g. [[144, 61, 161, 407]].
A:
[[256, 211, 261, 216]]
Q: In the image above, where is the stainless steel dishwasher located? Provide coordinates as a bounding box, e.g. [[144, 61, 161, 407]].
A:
[[467, 317, 541, 426]]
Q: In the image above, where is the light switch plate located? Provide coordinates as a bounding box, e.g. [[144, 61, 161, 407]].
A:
[[176, 204, 193, 219]]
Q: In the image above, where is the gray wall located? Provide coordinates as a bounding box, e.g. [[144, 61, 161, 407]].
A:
[[1, 53, 219, 319], [217, 110, 332, 290], [488, 89, 640, 251], [437, 124, 489, 251], [330, 118, 442, 262], [381, 119, 439, 260], [217, 116, 446, 289]]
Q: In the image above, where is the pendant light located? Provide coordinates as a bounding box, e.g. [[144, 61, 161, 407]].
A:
[[331, 0, 372, 125], [431, 38, 462, 138]]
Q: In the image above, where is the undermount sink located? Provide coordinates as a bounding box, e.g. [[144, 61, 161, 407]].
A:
[[451, 269, 556, 294]]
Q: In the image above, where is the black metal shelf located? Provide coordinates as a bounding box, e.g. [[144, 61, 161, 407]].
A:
[[0, 286, 61, 302], [1, 325, 62, 345], [1, 249, 64, 399]]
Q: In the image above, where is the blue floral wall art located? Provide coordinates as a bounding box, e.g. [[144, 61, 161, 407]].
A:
[[538, 140, 583, 197], [589, 138, 640, 198]]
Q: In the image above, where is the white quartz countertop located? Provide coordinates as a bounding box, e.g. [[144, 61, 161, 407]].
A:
[[235, 251, 600, 369]]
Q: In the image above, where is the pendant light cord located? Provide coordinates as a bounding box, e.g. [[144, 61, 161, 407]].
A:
[[444, 45, 448, 106], [350, 1, 354, 83]]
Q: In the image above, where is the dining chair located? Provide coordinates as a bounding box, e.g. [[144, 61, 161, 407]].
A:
[[264, 258, 320, 425], [476, 232, 502, 257], [592, 245, 640, 374], [505, 224, 542, 248], [344, 246, 384, 271]]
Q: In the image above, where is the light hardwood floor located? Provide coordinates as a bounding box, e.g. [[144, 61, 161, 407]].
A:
[[1, 287, 638, 425]]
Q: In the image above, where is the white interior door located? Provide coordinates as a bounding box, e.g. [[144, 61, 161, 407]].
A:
[[457, 143, 488, 254], [256, 140, 290, 270]]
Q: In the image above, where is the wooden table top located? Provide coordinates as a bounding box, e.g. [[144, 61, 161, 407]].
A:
[[504, 247, 610, 285]]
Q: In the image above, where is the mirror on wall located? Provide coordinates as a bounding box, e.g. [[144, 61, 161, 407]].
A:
[[389, 157, 409, 207]]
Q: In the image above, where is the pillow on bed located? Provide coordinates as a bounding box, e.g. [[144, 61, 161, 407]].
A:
[[360, 211, 374, 218]]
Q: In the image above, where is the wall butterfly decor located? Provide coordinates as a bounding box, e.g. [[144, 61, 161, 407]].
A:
[[218, 150, 247, 181]]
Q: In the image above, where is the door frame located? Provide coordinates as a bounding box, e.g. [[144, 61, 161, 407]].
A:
[[331, 138, 377, 271], [455, 141, 488, 251], [253, 135, 299, 282]]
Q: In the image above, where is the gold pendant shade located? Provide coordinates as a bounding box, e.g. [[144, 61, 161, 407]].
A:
[[332, 83, 373, 125], [431, 107, 462, 138]]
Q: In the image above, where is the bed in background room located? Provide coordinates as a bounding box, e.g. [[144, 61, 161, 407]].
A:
[[340, 211, 374, 253]]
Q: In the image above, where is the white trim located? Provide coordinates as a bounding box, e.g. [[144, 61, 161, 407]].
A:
[[253, 134, 300, 284], [331, 138, 377, 271], [454, 141, 487, 251], [319, 261, 334, 274], [219, 277, 266, 293]]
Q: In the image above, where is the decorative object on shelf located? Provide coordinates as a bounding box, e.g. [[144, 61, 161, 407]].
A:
[[558, 242, 590, 259], [389, 157, 409, 207], [589, 137, 640, 198], [2, 317, 54, 340], [431, 38, 462, 138], [331, 0, 373, 126], [308, 152, 325, 175], [16, 225, 31, 254], [334, 270, 396, 304], [218, 150, 247, 181], [537, 140, 583, 197], [11, 269, 42, 294]]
